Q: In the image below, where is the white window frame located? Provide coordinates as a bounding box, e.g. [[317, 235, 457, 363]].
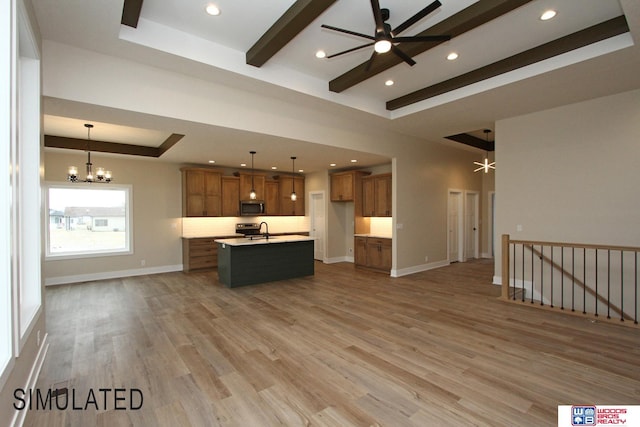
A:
[[45, 182, 134, 260]]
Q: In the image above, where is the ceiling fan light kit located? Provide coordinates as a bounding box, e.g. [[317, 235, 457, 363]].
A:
[[473, 129, 495, 173], [321, 0, 451, 70]]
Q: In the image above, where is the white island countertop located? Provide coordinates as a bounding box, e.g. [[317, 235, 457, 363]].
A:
[[215, 234, 314, 247]]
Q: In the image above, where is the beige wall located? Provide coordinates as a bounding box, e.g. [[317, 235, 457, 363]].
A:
[[494, 88, 640, 282], [44, 152, 184, 284]]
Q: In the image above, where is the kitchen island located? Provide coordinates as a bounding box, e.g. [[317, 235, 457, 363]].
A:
[[215, 235, 314, 287]]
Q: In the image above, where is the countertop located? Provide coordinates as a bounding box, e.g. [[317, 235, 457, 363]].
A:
[[215, 234, 314, 247], [354, 234, 392, 239]]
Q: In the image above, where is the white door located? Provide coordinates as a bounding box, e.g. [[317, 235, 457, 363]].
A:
[[465, 191, 479, 260], [310, 191, 325, 261], [448, 191, 462, 263]]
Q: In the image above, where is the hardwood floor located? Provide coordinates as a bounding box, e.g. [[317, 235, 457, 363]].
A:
[[26, 260, 640, 426]]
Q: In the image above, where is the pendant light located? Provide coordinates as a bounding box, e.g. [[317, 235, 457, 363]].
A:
[[290, 156, 297, 201], [249, 151, 257, 200], [67, 123, 112, 183], [473, 129, 495, 173]]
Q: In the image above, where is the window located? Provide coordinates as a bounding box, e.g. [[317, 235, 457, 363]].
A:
[[46, 184, 132, 259]]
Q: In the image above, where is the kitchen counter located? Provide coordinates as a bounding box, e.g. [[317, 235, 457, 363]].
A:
[[215, 234, 313, 246], [216, 235, 314, 287]]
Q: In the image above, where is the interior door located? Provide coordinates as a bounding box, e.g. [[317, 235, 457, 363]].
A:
[[310, 192, 325, 261], [465, 192, 479, 260], [448, 191, 462, 263]]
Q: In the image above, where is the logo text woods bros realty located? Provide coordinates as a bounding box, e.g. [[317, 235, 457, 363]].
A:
[[13, 387, 143, 411], [558, 405, 640, 426]]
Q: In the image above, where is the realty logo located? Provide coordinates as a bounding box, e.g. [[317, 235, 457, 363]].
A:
[[572, 405, 596, 426]]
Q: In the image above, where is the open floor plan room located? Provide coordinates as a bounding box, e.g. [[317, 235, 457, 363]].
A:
[[25, 261, 640, 427]]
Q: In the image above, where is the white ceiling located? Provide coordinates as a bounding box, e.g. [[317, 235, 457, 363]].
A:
[[33, 0, 640, 173]]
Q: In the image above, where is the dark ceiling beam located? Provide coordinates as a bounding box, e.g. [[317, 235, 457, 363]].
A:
[[387, 16, 629, 111], [329, 0, 534, 93], [445, 133, 494, 151], [246, 0, 338, 67], [121, 0, 144, 28], [44, 133, 184, 158]]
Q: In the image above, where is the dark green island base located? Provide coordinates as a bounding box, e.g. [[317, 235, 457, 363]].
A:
[[216, 237, 314, 287]]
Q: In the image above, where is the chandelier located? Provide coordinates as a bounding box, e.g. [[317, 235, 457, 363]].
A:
[[67, 123, 112, 183], [290, 156, 297, 201], [474, 129, 495, 173]]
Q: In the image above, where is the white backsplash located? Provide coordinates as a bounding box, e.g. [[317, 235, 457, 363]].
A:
[[369, 217, 393, 238], [182, 216, 311, 238]]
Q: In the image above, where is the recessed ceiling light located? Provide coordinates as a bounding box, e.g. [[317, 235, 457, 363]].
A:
[[298, 169, 304, 173], [350, 159, 358, 163], [315, 50, 326, 59], [205, 4, 221, 16], [240, 163, 246, 167], [540, 10, 556, 21], [447, 52, 459, 60], [271, 166, 277, 170], [330, 163, 337, 167], [385, 79, 394, 86], [208, 160, 215, 164]]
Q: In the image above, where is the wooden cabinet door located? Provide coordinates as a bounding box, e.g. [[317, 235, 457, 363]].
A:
[[330, 173, 353, 201], [221, 176, 240, 217], [378, 238, 392, 270], [362, 177, 375, 217], [183, 169, 221, 217], [279, 176, 304, 215], [374, 174, 392, 217], [204, 171, 222, 216], [354, 237, 367, 266], [265, 180, 279, 215], [239, 173, 265, 200]]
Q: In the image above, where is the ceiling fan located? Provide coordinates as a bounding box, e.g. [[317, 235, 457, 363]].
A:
[[321, 0, 451, 70]]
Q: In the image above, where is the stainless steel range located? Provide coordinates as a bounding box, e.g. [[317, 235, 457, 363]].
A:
[[235, 223, 261, 237]]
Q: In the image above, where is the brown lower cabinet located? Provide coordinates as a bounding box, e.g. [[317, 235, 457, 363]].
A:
[[182, 237, 218, 271], [354, 236, 391, 272]]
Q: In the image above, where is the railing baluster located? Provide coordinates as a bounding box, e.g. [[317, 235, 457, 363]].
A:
[[512, 242, 516, 300], [583, 248, 586, 315], [620, 251, 624, 322], [595, 249, 599, 317], [521, 243, 525, 302], [531, 244, 534, 304], [550, 246, 554, 308], [540, 245, 544, 306], [561, 246, 565, 310], [635, 252, 638, 324], [607, 249, 611, 319]]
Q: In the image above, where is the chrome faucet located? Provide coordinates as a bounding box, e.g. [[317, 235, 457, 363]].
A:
[[259, 221, 269, 239]]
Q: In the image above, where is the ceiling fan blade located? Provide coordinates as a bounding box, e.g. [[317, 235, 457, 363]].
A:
[[327, 42, 375, 59], [393, 0, 442, 36], [391, 45, 416, 66], [364, 51, 377, 72], [393, 35, 451, 43], [370, 0, 385, 34], [321, 24, 375, 41]]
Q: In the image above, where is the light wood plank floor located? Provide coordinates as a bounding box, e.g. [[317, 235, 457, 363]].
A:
[[26, 260, 640, 426]]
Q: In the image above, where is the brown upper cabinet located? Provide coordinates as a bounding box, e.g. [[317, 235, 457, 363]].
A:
[[265, 179, 279, 216], [278, 176, 305, 216], [181, 168, 222, 217], [362, 173, 392, 217], [330, 170, 370, 202], [221, 176, 240, 217], [237, 172, 266, 201]]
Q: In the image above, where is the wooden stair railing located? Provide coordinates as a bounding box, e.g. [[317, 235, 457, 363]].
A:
[[501, 234, 639, 326]]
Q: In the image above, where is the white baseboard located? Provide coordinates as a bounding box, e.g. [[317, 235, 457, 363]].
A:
[[493, 275, 502, 285], [324, 256, 353, 264], [391, 259, 450, 277], [45, 264, 184, 286], [12, 333, 49, 427]]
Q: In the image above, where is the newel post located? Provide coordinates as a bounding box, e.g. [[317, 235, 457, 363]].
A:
[[501, 234, 510, 300]]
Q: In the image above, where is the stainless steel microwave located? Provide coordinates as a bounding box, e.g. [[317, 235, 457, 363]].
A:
[[239, 200, 265, 216]]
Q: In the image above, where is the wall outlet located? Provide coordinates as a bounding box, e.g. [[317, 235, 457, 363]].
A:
[[37, 330, 40, 347], [140, 259, 146, 266], [348, 247, 353, 254], [424, 256, 429, 262]]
